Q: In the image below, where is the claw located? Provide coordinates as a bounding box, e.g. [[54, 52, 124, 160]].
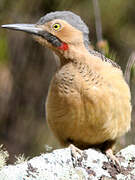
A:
[[105, 148, 121, 172], [69, 144, 82, 158]]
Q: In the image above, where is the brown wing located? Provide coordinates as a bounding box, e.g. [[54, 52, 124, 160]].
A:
[[88, 49, 121, 69]]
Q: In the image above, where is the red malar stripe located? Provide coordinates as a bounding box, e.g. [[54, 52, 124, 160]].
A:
[[58, 42, 68, 51]]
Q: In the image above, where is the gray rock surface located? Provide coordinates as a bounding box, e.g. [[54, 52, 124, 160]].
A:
[[0, 145, 135, 180]]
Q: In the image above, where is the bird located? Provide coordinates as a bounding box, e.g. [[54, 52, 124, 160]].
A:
[[1, 11, 131, 168]]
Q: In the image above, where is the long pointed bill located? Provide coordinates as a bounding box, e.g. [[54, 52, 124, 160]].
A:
[[1, 24, 43, 35], [1, 23, 68, 50]]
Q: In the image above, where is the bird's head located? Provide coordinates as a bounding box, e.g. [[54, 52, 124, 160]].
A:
[[1, 11, 90, 58]]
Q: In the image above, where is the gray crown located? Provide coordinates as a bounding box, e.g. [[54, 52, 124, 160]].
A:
[[37, 11, 90, 48]]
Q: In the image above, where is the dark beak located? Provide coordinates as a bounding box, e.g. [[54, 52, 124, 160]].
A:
[[1, 23, 62, 47], [1, 24, 43, 35]]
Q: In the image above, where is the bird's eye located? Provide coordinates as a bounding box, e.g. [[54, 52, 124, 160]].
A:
[[52, 23, 61, 31]]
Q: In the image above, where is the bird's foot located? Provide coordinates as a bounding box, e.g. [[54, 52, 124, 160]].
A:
[[105, 148, 121, 172], [69, 144, 82, 159]]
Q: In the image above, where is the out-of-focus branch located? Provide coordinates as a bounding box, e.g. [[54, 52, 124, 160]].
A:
[[124, 52, 135, 85], [125, 52, 135, 105], [92, 0, 109, 56], [92, 0, 103, 42], [124, 52, 135, 146]]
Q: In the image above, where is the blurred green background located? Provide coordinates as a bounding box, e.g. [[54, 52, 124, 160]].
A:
[[0, 0, 135, 163]]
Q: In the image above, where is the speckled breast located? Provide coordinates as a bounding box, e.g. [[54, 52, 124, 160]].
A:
[[46, 62, 131, 147]]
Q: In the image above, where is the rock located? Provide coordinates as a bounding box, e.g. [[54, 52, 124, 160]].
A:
[[0, 145, 135, 180]]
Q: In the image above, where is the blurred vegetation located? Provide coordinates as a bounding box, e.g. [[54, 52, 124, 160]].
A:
[[0, 33, 9, 64], [0, 0, 135, 163]]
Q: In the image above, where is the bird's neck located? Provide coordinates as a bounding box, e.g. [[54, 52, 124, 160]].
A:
[[56, 44, 101, 68]]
